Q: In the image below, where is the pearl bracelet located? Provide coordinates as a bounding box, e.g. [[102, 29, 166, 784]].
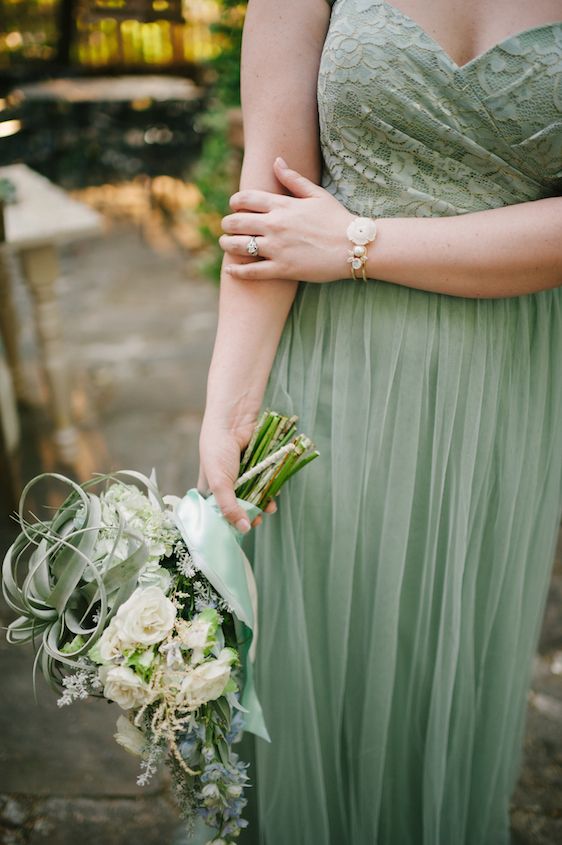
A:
[[346, 216, 377, 282]]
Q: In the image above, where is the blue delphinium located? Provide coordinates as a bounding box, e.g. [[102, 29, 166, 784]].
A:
[[225, 710, 245, 745], [177, 708, 249, 842], [197, 754, 250, 841]]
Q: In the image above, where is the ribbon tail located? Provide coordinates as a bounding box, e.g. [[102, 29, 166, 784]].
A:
[[241, 648, 271, 742], [237, 545, 270, 741], [173, 489, 270, 742]]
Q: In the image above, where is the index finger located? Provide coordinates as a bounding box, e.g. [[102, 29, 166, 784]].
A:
[[211, 481, 252, 535], [229, 190, 288, 213]]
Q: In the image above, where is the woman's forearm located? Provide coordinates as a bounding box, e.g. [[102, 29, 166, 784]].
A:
[[204, 263, 298, 425], [203, 0, 330, 424], [204, 152, 322, 424], [220, 160, 562, 299], [366, 196, 562, 298], [205, 146, 303, 429]]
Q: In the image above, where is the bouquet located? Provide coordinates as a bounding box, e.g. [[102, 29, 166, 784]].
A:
[[2, 410, 318, 844]]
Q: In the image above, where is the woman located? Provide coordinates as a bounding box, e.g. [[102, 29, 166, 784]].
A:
[[197, 1, 562, 842]]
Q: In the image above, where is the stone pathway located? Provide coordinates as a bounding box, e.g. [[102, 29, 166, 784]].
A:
[[0, 222, 217, 845], [57, 221, 218, 493], [1, 222, 561, 844]]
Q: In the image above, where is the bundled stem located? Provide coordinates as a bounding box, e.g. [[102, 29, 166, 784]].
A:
[[234, 410, 319, 509]]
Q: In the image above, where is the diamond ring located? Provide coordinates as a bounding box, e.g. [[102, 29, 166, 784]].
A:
[[246, 235, 259, 257]]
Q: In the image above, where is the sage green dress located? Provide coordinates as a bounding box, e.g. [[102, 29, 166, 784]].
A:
[[241, 2, 562, 844]]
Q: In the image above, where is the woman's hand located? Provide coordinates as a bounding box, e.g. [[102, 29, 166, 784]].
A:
[[198, 409, 277, 534], [219, 157, 355, 283]]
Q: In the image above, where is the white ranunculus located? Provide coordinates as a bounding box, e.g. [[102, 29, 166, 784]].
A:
[[159, 640, 184, 670], [138, 561, 173, 594], [114, 715, 146, 756], [102, 665, 155, 710], [94, 535, 129, 564], [178, 620, 213, 665], [98, 619, 125, 662], [102, 484, 150, 525], [99, 483, 180, 561], [114, 586, 176, 648], [176, 609, 219, 665], [161, 666, 186, 696], [179, 648, 237, 709]]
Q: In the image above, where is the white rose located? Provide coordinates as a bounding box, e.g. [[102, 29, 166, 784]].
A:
[[114, 715, 146, 756], [101, 665, 155, 710], [114, 586, 176, 648], [98, 619, 125, 662], [179, 648, 236, 708]]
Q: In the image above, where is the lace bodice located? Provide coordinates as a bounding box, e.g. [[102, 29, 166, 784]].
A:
[[318, 0, 562, 216]]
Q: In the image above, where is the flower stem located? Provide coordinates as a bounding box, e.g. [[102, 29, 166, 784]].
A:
[[235, 411, 318, 509]]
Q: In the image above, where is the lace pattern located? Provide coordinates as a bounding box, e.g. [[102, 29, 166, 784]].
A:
[[318, 0, 562, 217]]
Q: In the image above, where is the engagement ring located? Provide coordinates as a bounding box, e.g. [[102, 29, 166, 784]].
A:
[[246, 235, 259, 257]]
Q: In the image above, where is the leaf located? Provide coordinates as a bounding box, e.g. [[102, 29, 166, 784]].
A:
[[216, 737, 231, 767], [60, 635, 86, 655], [213, 696, 231, 725], [48, 495, 102, 615]]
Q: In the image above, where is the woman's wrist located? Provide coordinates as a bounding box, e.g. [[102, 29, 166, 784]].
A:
[[204, 252, 298, 425], [204, 374, 266, 428], [328, 208, 359, 282]]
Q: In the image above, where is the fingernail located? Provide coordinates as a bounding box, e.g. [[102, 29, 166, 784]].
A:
[[236, 518, 251, 534], [276, 156, 288, 168]]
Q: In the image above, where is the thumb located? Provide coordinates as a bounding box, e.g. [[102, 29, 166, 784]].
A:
[[210, 480, 252, 535], [273, 157, 324, 199]]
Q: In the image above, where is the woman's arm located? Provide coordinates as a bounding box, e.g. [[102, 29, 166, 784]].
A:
[[198, 0, 331, 532], [221, 161, 562, 298], [363, 196, 562, 298]]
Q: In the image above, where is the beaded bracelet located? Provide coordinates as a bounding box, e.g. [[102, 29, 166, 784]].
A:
[[346, 216, 377, 282]]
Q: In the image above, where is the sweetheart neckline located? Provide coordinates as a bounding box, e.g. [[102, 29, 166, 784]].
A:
[[377, 0, 562, 71]]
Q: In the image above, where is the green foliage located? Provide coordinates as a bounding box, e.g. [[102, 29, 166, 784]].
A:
[[125, 648, 156, 682], [206, 0, 246, 109], [61, 635, 86, 655], [190, 1, 246, 281], [191, 107, 234, 280]]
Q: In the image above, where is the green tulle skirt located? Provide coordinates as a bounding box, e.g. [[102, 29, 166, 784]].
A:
[[238, 279, 562, 845]]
